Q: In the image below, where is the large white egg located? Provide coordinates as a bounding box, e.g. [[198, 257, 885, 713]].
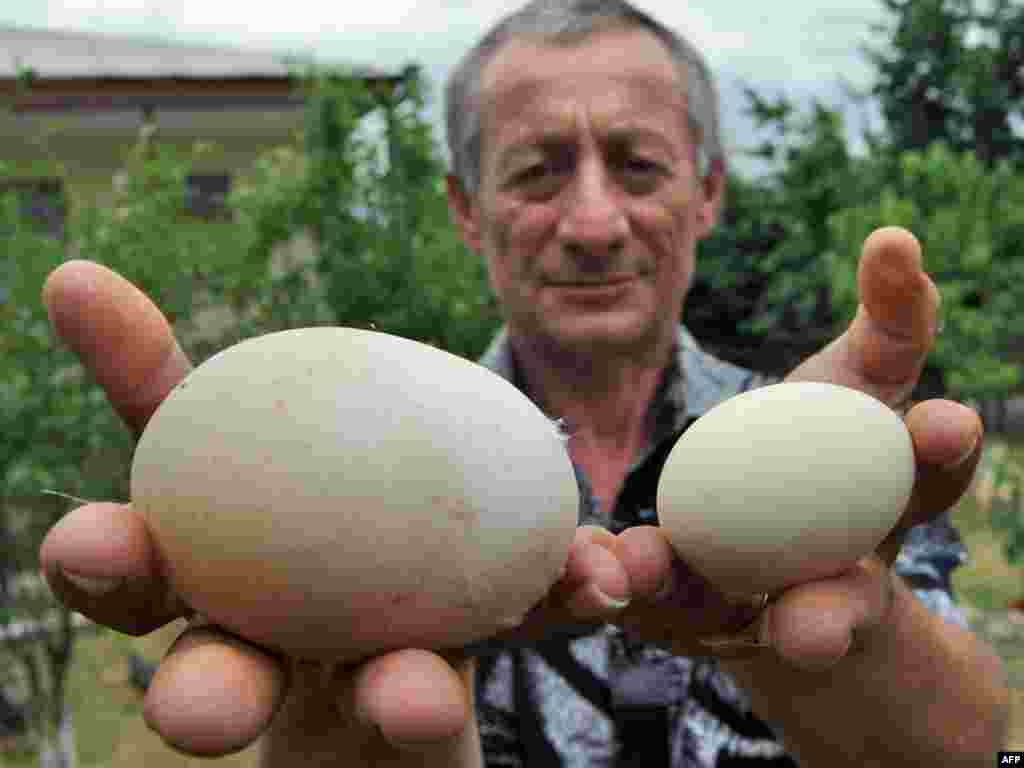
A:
[[656, 382, 914, 596], [131, 327, 579, 662]]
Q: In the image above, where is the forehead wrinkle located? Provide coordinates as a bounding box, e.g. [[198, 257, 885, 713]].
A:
[[485, 74, 688, 158], [477, 29, 693, 187], [484, 71, 684, 122]]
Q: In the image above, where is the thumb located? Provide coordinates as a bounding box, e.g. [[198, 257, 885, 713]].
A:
[[786, 227, 941, 408], [351, 649, 476, 749], [42, 259, 191, 437], [764, 556, 893, 672], [265, 649, 479, 764]]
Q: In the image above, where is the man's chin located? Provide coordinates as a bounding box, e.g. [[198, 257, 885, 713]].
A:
[[539, 314, 658, 355]]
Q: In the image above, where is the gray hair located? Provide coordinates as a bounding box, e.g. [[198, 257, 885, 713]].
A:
[[444, 0, 721, 200]]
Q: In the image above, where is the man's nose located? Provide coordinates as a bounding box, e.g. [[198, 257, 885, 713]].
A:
[[557, 161, 628, 262]]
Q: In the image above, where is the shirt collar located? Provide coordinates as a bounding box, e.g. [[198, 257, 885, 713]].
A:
[[477, 324, 730, 444]]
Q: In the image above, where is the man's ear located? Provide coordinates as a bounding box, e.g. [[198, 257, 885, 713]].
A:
[[446, 174, 482, 253], [695, 157, 726, 239]]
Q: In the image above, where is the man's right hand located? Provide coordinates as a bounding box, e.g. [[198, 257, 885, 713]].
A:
[[37, 260, 633, 764]]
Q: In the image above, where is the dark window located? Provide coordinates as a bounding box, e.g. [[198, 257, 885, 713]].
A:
[[0, 178, 66, 239], [185, 173, 231, 219]]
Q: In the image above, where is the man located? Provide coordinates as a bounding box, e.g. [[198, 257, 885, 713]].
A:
[[39, 0, 1007, 765]]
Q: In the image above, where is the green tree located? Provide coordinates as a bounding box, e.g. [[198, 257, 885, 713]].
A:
[[825, 142, 1024, 401], [867, 0, 1024, 167], [964, 0, 1024, 167], [1, 174, 103, 768], [687, 93, 863, 377], [690, 85, 1023, 404], [303, 66, 498, 357], [2, 62, 499, 765]]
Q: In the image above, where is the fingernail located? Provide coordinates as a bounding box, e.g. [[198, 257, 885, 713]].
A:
[[837, 633, 852, 660], [576, 583, 629, 614], [806, 635, 850, 671], [374, 720, 459, 751], [949, 432, 981, 468], [61, 568, 122, 596], [654, 570, 677, 603], [595, 587, 631, 611], [757, 605, 773, 647]]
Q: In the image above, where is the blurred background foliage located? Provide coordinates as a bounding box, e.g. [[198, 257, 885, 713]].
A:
[[2, 0, 1024, 761], [685, 0, 1024, 401], [0, 63, 499, 761]]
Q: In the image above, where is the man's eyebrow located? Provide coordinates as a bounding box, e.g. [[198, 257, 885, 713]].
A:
[[507, 124, 668, 147], [508, 130, 576, 150], [497, 133, 573, 172], [496, 124, 678, 175], [604, 125, 678, 156]]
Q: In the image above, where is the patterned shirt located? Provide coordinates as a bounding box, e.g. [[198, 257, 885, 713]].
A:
[[472, 324, 970, 767]]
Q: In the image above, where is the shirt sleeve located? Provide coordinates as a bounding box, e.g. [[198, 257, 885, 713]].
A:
[[893, 511, 970, 629]]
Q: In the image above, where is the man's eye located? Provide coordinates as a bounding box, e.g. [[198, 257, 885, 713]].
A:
[[514, 165, 547, 183], [509, 163, 569, 199], [624, 157, 661, 175], [620, 157, 666, 194]]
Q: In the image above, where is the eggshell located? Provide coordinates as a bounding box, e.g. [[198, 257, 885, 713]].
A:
[[656, 382, 914, 596], [131, 327, 579, 662]]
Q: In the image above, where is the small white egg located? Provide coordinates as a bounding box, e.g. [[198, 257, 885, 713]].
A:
[[131, 327, 579, 662], [656, 382, 914, 596]]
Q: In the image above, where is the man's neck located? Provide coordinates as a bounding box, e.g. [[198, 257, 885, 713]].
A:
[[508, 329, 674, 510]]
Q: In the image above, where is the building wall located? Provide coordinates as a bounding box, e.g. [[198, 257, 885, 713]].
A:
[[1, 103, 306, 222]]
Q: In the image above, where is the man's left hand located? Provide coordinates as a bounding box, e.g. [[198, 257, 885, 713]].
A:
[[612, 226, 984, 670]]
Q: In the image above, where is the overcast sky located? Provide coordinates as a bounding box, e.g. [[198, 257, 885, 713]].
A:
[[1, 1, 896, 174]]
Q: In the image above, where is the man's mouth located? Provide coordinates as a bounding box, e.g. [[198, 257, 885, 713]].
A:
[[546, 277, 637, 304], [547, 275, 637, 288]]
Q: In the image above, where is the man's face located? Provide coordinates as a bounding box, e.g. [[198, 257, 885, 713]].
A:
[[449, 25, 722, 356]]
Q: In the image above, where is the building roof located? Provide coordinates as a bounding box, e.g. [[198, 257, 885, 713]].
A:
[[0, 24, 391, 81]]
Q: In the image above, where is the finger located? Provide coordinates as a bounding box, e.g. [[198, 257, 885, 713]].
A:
[[847, 227, 940, 396], [787, 227, 941, 406], [487, 526, 631, 648], [39, 502, 189, 635], [766, 556, 892, 671], [877, 400, 984, 564], [855, 227, 940, 370], [42, 260, 191, 437], [552, 525, 631, 618], [144, 624, 288, 756], [611, 524, 676, 601], [349, 649, 474, 748], [264, 650, 475, 764], [612, 526, 765, 647]]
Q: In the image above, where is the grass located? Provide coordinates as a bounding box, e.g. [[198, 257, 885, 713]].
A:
[[6, 438, 1024, 763], [952, 495, 1022, 612], [951, 436, 1024, 612], [5, 619, 261, 767], [949, 435, 1024, 749]]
